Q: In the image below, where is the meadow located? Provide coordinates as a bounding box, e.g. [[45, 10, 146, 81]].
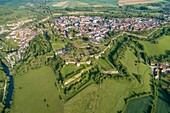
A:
[[140, 35, 170, 56], [60, 64, 84, 78], [64, 47, 152, 113], [155, 87, 170, 113], [11, 66, 64, 113], [94, 57, 116, 71], [51, 40, 65, 51], [124, 96, 153, 113], [120, 48, 151, 93], [0, 0, 34, 25], [64, 78, 151, 113]]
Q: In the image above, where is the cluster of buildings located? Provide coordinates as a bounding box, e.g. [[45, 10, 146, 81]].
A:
[[52, 16, 166, 44], [6, 19, 34, 30], [150, 62, 170, 79], [4, 27, 42, 67], [6, 27, 42, 53], [2, 16, 168, 68], [1, 17, 50, 67], [0, 26, 9, 35], [5, 51, 22, 68]]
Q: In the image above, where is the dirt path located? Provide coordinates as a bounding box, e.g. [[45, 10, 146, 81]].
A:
[[2, 80, 7, 102], [64, 66, 92, 85]]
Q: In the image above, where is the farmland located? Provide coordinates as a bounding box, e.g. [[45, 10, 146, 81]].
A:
[[119, 0, 164, 6], [53, 1, 69, 8], [52, 0, 118, 8], [0, 0, 34, 25], [11, 66, 64, 113]]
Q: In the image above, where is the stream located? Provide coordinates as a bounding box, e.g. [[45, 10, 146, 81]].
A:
[[1, 61, 14, 110]]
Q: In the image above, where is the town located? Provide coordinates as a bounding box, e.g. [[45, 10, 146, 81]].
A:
[[52, 16, 166, 44], [0, 0, 170, 113], [2, 16, 168, 68]]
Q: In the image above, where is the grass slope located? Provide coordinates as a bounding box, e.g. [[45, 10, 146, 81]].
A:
[[11, 66, 63, 113], [94, 57, 115, 71], [60, 64, 84, 78], [64, 77, 151, 113], [120, 48, 151, 93], [140, 35, 170, 56], [64, 84, 99, 113], [155, 87, 170, 113], [95, 79, 139, 113], [124, 96, 153, 113]]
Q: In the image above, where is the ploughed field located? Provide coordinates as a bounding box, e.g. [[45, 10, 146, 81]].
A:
[[52, 0, 118, 8], [118, 0, 164, 6]]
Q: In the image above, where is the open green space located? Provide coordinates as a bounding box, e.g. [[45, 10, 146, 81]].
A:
[[120, 48, 138, 75], [140, 35, 170, 56], [60, 64, 84, 78], [155, 87, 170, 113], [95, 79, 140, 113], [11, 66, 64, 113], [0, 0, 34, 25], [120, 48, 151, 92], [94, 57, 115, 71], [51, 41, 65, 51], [64, 83, 99, 113], [124, 96, 153, 113], [64, 76, 152, 113]]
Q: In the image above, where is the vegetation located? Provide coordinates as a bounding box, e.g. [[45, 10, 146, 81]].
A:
[[94, 57, 115, 71], [11, 66, 64, 113], [124, 96, 153, 113], [1, 0, 170, 112], [140, 35, 170, 56], [0, 64, 7, 112], [155, 87, 170, 113], [60, 64, 84, 78]]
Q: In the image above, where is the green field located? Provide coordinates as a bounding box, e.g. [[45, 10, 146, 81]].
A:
[[64, 77, 152, 113], [0, 0, 34, 25], [65, 84, 99, 113], [11, 66, 63, 113], [62, 43, 152, 113], [155, 87, 170, 113], [140, 35, 170, 56], [60, 64, 84, 78], [94, 57, 116, 71], [124, 96, 153, 113], [120, 48, 151, 93], [51, 41, 65, 51]]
